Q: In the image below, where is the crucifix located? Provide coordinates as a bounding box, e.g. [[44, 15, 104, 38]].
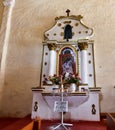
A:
[[66, 9, 70, 17]]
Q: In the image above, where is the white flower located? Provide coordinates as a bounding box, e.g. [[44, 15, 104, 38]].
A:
[[65, 72, 69, 78]]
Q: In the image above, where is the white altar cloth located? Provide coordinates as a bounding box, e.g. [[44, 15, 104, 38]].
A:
[[31, 90, 100, 121], [43, 95, 89, 111]]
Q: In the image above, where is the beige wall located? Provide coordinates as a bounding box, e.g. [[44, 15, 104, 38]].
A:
[[0, 0, 115, 117]]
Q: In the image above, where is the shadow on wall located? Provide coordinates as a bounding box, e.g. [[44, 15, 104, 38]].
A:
[[0, 70, 35, 117]]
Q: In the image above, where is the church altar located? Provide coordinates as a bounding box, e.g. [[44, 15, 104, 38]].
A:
[[31, 10, 101, 121], [31, 88, 101, 121]]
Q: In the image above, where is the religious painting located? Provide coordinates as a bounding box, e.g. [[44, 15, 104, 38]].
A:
[[59, 47, 77, 76]]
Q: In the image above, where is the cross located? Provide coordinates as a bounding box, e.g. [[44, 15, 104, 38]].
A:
[[66, 9, 70, 17]]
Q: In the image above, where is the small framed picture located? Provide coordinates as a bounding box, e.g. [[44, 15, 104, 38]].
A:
[[79, 85, 89, 92]]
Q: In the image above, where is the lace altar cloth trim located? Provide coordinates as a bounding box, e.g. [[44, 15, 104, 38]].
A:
[[43, 95, 89, 111]]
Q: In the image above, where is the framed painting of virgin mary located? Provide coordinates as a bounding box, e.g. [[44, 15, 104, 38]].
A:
[[58, 46, 78, 76]]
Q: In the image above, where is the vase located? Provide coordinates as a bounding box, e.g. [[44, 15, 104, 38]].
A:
[[52, 84, 59, 93], [69, 83, 76, 92], [54, 84, 59, 89]]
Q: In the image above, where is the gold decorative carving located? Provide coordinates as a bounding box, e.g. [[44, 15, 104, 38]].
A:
[[44, 35, 48, 40], [54, 33, 56, 36], [58, 23, 61, 26], [75, 23, 79, 26], [78, 42, 88, 50], [47, 43, 57, 50], [63, 21, 71, 24], [72, 32, 75, 36], [60, 32, 64, 36], [78, 31, 81, 34], [55, 15, 83, 21]]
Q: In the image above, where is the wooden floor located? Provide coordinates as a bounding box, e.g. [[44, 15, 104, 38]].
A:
[[0, 115, 107, 130]]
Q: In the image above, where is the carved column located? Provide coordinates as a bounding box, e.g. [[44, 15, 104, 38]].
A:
[[47, 43, 57, 76], [78, 42, 88, 84]]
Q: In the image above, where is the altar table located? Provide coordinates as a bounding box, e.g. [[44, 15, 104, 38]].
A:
[[31, 88, 101, 121]]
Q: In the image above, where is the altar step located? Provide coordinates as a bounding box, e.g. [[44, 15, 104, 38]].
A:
[[0, 116, 107, 130]]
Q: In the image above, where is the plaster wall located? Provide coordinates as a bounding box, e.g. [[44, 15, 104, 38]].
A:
[[0, 0, 115, 117]]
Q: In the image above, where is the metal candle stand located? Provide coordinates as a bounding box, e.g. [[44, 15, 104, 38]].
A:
[[53, 84, 73, 130]]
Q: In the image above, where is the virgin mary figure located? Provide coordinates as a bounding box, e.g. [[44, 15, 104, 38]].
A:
[[59, 48, 76, 76]]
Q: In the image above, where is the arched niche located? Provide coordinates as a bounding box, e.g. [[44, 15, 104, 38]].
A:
[[64, 25, 72, 41]]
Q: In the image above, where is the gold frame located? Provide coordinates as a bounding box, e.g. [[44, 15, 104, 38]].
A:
[[56, 44, 79, 76]]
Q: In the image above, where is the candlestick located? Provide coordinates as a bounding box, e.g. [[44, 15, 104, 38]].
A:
[[61, 84, 64, 92]]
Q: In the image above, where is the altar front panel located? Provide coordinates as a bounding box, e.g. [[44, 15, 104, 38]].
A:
[[31, 90, 100, 121]]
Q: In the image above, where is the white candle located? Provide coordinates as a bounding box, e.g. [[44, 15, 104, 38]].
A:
[[61, 84, 64, 92]]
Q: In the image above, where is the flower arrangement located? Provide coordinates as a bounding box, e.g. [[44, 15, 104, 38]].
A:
[[49, 74, 61, 85], [43, 73, 81, 85], [65, 73, 81, 85]]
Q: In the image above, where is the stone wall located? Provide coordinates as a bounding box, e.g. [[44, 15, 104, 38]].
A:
[[0, 0, 115, 117]]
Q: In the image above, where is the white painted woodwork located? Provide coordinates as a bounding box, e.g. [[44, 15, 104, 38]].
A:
[[31, 89, 100, 121]]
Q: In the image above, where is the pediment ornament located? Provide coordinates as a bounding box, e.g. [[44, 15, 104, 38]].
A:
[[44, 10, 93, 42]]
